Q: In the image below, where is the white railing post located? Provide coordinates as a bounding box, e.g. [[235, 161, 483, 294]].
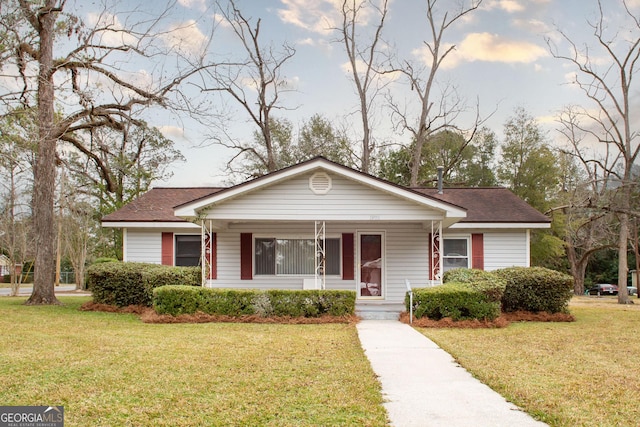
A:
[[405, 279, 413, 325]]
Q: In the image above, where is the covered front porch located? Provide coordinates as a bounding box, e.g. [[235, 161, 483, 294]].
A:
[[196, 218, 444, 316]]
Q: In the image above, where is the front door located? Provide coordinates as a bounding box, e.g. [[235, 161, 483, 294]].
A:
[[359, 233, 383, 298]]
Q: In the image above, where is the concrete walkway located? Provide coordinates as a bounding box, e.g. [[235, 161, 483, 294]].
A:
[[357, 320, 548, 427]]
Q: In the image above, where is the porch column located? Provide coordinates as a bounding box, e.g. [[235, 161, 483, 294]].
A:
[[201, 219, 215, 286], [430, 220, 443, 285]]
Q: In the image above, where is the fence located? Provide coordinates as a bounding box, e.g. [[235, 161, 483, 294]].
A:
[[1, 271, 76, 284]]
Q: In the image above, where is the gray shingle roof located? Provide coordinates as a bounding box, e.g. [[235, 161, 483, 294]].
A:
[[415, 187, 550, 223], [102, 187, 224, 222]]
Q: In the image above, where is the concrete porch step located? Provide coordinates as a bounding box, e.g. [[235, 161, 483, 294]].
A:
[[356, 302, 405, 320]]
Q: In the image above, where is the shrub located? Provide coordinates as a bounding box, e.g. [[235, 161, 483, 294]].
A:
[[153, 286, 356, 318], [496, 266, 574, 313], [92, 257, 119, 264], [442, 268, 506, 302], [87, 262, 201, 307], [406, 283, 500, 321]]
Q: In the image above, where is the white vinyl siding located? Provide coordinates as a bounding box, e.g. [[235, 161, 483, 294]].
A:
[[483, 231, 529, 270], [201, 174, 443, 222], [125, 230, 162, 264], [121, 226, 533, 303], [383, 224, 430, 301], [211, 222, 430, 305]]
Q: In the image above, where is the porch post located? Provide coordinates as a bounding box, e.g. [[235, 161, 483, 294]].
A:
[[431, 220, 443, 285], [201, 219, 213, 287], [315, 221, 326, 290]]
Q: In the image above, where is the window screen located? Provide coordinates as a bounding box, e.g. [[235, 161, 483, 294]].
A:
[[175, 235, 201, 266]]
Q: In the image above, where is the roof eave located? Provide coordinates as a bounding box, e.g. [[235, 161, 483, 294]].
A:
[[449, 222, 551, 229], [102, 221, 200, 229]]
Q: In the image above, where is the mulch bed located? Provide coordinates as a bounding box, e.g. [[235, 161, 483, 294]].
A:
[[81, 301, 575, 327], [80, 301, 358, 324], [399, 310, 575, 328]]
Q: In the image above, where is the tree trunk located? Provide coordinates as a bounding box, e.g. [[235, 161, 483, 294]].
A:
[[26, 1, 61, 305], [409, 133, 424, 187], [634, 218, 639, 298], [616, 182, 631, 304], [567, 244, 588, 295]]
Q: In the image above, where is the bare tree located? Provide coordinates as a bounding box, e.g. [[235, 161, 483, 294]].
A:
[[548, 0, 640, 303], [554, 106, 620, 294], [0, 1, 205, 304], [336, 0, 389, 173], [201, 0, 296, 176], [63, 121, 184, 259], [387, 0, 483, 187], [61, 193, 93, 290], [0, 108, 36, 296]]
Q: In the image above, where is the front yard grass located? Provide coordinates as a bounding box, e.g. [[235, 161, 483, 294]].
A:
[[418, 296, 640, 427], [0, 297, 387, 427]]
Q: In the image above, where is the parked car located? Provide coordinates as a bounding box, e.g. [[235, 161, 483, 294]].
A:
[[586, 284, 618, 295], [628, 286, 638, 296]]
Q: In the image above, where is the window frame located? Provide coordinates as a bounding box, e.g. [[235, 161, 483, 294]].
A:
[[442, 236, 470, 272], [253, 234, 342, 277], [174, 234, 201, 267]]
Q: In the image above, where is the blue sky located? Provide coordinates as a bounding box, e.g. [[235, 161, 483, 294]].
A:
[[68, 0, 640, 186]]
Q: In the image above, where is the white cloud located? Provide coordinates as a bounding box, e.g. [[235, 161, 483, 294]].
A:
[[483, 0, 525, 13], [340, 59, 361, 74], [161, 20, 208, 56], [435, 32, 547, 68], [298, 38, 316, 46], [460, 32, 547, 62], [277, 0, 386, 34], [213, 13, 232, 29], [86, 12, 138, 47], [536, 114, 556, 124], [513, 18, 551, 35], [178, 0, 207, 12], [159, 125, 188, 140], [277, 0, 339, 33]]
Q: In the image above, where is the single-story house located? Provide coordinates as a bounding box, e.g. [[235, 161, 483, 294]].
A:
[[102, 157, 550, 316], [0, 255, 11, 278]]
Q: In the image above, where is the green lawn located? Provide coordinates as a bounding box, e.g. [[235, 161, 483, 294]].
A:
[[418, 296, 640, 427], [5, 295, 636, 427], [0, 297, 387, 427]]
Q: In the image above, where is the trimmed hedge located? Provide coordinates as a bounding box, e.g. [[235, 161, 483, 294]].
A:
[[405, 283, 501, 321], [87, 262, 201, 307], [496, 266, 573, 314], [442, 268, 507, 303], [153, 286, 356, 318]]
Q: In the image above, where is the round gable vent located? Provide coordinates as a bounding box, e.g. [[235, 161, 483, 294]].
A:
[[309, 172, 332, 194]]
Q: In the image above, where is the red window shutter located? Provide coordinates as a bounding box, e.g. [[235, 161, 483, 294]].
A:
[[342, 233, 354, 280], [240, 233, 252, 280], [205, 232, 217, 279], [472, 233, 484, 270], [161, 232, 174, 266]]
